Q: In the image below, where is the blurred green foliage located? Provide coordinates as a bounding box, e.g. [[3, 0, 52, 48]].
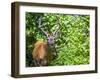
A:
[[26, 12, 90, 67]]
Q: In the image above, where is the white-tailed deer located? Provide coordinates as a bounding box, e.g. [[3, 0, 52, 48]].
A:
[[32, 15, 61, 66]]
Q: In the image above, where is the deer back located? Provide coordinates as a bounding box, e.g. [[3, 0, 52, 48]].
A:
[[32, 40, 54, 66], [32, 41, 48, 60]]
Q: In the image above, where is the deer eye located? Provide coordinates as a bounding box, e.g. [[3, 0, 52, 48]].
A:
[[50, 39, 53, 41]]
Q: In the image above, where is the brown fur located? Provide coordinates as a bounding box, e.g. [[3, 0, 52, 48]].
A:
[[32, 41, 53, 66]]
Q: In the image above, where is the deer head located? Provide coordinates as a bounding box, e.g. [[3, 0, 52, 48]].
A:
[[38, 16, 60, 45], [38, 15, 61, 57]]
